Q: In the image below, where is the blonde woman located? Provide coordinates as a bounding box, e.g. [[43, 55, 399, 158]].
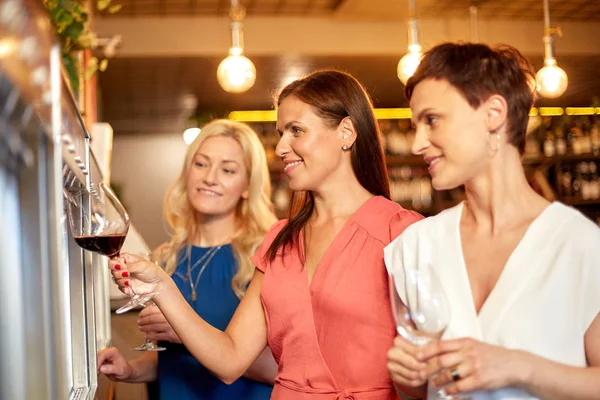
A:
[[98, 119, 278, 400]]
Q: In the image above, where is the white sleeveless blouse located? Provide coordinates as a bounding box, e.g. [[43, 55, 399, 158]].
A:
[[384, 202, 600, 400]]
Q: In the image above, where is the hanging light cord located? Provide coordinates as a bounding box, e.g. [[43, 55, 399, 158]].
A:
[[469, 2, 479, 42], [407, 0, 419, 48]]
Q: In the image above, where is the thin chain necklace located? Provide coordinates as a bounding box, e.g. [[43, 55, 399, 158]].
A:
[[186, 244, 222, 302], [174, 244, 217, 282]]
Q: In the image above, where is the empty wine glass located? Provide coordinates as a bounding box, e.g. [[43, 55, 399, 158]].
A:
[[389, 263, 457, 399], [133, 253, 165, 352]]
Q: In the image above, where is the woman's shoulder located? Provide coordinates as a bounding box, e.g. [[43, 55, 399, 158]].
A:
[[264, 219, 287, 240], [547, 202, 600, 251], [391, 202, 462, 241], [354, 196, 424, 244]]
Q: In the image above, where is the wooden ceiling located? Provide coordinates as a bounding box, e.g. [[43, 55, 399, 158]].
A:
[[98, 0, 600, 21], [96, 0, 600, 135], [98, 53, 600, 135]]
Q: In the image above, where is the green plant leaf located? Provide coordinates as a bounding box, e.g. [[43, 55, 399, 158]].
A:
[[99, 58, 108, 72], [44, 0, 121, 91], [54, 8, 74, 26], [72, 4, 88, 19], [63, 53, 80, 93], [97, 0, 112, 11], [64, 21, 84, 41], [108, 4, 122, 13]]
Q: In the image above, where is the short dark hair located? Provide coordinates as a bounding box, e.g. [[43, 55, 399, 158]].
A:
[[268, 69, 390, 262], [405, 42, 536, 154]]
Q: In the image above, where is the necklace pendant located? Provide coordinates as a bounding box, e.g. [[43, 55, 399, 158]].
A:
[[191, 292, 196, 302]]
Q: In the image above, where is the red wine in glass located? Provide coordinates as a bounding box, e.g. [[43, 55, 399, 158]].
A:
[[73, 234, 127, 258]]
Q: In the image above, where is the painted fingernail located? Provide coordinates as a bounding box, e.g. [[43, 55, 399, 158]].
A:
[[114, 264, 121, 270], [124, 280, 129, 286], [122, 271, 129, 278]]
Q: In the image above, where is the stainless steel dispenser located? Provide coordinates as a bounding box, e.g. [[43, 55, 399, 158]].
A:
[[0, 1, 112, 399]]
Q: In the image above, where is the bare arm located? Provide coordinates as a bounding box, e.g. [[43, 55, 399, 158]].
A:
[[423, 314, 600, 398], [243, 346, 278, 385], [519, 313, 600, 399], [151, 268, 269, 384], [138, 295, 277, 385]]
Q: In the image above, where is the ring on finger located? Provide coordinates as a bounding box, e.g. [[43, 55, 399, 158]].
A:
[[450, 367, 461, 382]]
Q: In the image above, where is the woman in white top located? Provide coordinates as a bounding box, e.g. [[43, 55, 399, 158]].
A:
[[384, 42, 600, 399]]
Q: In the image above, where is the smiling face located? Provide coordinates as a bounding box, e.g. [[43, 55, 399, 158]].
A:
[[186, 135, 249, 218], [410, 78, 495, 190], [274, 96, 348, 192]]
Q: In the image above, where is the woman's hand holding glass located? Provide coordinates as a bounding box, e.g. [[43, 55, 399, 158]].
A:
[[388, 265, 456, 398], [138, 305, 182, 344], [108, 253, 168, 300], [419, 337, 528, 396], [387, 334, 429, 388]]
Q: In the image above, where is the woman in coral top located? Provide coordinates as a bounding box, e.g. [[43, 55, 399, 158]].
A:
[[108, 70, 422, 399]]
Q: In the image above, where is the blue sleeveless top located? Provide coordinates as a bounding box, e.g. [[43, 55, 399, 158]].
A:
[[156, 244, 273, 399]]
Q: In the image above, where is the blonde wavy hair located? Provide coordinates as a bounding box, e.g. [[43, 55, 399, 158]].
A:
[[160, 119, 277, 298]]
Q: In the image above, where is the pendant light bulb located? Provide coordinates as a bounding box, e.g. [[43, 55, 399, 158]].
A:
[[536, 58, 568, 99], [397, 44, 422, 85], [535, 0, 568, 99], [217, 1, 256, 93], [397, 0, 422, 86], [217, 47, 256, 93]]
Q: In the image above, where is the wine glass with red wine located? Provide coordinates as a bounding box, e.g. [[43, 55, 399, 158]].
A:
[[66, 182, 148, 314], [66, 182, 129, 256]]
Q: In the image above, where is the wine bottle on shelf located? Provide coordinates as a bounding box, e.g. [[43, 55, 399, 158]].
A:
[[566, 125, 576, 156], [554, 127, 567, 156], [571, 125, 584, 155], [560, 165, 573, 198], [572, 163, 583, 199], [581, 122, 593, 154], [580, 162, 591, 200], [591, 123, 600, 156], [589, 162, 600, 200], [543, 129, 555, 157]]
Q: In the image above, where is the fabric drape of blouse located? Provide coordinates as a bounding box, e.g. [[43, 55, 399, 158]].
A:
[[385, 202, 600, 400], [251, 196, 423, 400]]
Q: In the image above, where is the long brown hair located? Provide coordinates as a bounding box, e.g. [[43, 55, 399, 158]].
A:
[[267, 69, 390, 262]]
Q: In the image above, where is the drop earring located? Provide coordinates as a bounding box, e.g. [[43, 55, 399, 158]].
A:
[[487, 131, 501, 155]]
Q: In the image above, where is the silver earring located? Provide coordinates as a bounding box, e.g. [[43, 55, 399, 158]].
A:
[[342, 145, 348, 151]]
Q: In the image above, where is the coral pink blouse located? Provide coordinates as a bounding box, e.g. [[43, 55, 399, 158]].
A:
[[251, 196, 422, 400]]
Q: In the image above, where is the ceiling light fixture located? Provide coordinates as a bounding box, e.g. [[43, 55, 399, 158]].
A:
[[183, 127, 201, 145], [535, 0, 568, 99], [397, 0, 422, 86], [470, 2, 479, 42], [217, 0, 256, 93]]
